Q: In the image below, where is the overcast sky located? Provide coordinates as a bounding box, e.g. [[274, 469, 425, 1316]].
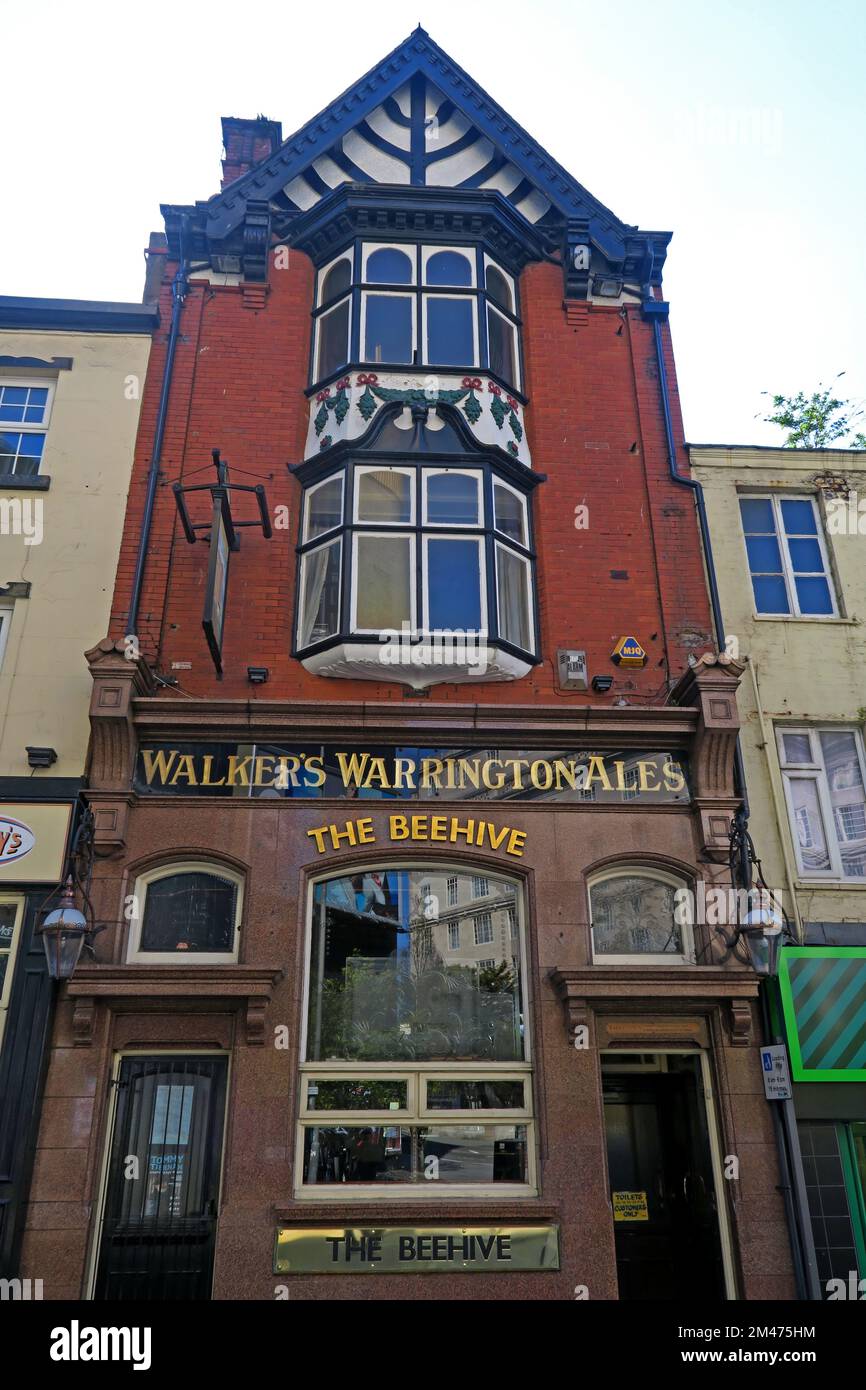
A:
[[3, 0, 863, 446]]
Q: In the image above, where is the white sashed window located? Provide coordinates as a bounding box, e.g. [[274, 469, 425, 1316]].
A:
[[0, 380, 54, 477], [778, 727, 866, 879], [128, 863, 244, 963], [589, 867, 694, 964]]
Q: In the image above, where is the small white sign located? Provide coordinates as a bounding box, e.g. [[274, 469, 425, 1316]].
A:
[[760, 1044, 792, 1100]]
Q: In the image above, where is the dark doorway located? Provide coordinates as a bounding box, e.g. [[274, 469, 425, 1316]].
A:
[[602, 1053, 728, 1301], [94, 1055, 228, 1300]]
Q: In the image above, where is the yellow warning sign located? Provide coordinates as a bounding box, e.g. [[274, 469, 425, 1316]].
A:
[[611, 636, 647, 668], [612, 1190, 649, 1222]]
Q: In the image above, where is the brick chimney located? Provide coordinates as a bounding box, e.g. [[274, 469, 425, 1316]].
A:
[[221, 116, 283, 189]]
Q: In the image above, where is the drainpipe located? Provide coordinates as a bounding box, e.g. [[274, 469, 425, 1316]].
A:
[[126, 220, 190, 639], [644, 295, 820, 1300]]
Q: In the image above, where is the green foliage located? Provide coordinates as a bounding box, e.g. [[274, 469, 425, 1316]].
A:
[[759, 374, 866, 450]]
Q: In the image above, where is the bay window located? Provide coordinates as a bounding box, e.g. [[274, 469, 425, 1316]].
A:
[[298, 865, 534, 1195], [295, 456, 537, 662], [310, 241, 522, 389]]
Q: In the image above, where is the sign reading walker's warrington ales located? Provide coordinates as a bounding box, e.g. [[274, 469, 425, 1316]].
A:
[[135, 744, 689, 803], [274, 1225, 560, 1275]]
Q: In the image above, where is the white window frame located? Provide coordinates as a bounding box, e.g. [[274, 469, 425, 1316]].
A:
[[777, 725, 866, 880], [447, 922, 460, 951], [740, 492, 838, 618], [0, 605, 14, 673], [421, 467, 482, 527], [353, 465, 415, 526], [486, 302, 520, 390], [0, 378, 55, 478], [421, 245, 476, 288], [361, 242, 417, 284], [492, 478, 528, 547], [127, 862, 244, 964], [351, 531, 416, 635], [0, 895, 25, 1053], [303, 473, 344, 543], [316, 250, 354, 307], [296, 862, 535, 1201], [483, 255, 516, 313], [494, 542, 533, 651], [472, 875, 489, 899], [298, 537, 342, 646], [314, 297, 351, 383], [473, 912, 494, 945], [360, 290, 416, 366], [422, 534, 486, 636], [446, 875, 458, 907], [421, 292, 479, 369], [588, 866, 695, 966]]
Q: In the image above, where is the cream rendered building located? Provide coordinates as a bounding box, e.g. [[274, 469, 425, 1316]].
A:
[[0, 296, 157, 1277], [690, 444, 866, 1295]]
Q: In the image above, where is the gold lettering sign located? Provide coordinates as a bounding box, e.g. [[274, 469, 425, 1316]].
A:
[[135, 746, 689, 803], [274, 1225, 560, 1275], [307, 815, 527, 858]]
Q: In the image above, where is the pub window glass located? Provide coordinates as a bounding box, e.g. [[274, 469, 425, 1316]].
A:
[[299, 865, 534, 1193], [589, 868, 693, 963], [132, 867, 242, 961]]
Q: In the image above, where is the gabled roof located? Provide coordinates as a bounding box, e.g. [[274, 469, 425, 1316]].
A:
[[200, 27, 669, 269]]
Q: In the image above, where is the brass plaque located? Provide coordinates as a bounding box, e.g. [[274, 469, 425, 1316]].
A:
[[274, 1225, 559, 1275]]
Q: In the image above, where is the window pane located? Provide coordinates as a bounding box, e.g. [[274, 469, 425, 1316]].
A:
[[427, 538, 481, 630], [788, 779, 831, 870], [493, 484, 526, 544], [591, 875, 684, 956], [426, 1079, 524, 1110], [752, 575, 790, 614], [426, 471, 479, 524], [820, 732, 866, 877], [781, 499, 818, 535], [782, 733, 812, 764], [306, 476, 342, 539], [794, 576, 833, 615], [140, 872, 237, 953], [488, 306, 516, 384], [364, 294, 413, 363], [0, 903, 17, 950], [366, 247, 413, 284], [739, 497, 775, 532], [426, 297, 474, 366], [306, 869, 523, 1062], [321, 258, 351, 303], [357, 469, 412, 523], [302, 1123, 527, 1185], [425, 250, 472, 286], [745, 535, 783, 572], [787, 537, 824, 572], [299, 540, 341, 645], [497, 546, 531, 650], [356, 535, 411, 629], [485, 265, 513, 312], [307, 1079, 408, 1110], [317, 299, 349, 379]]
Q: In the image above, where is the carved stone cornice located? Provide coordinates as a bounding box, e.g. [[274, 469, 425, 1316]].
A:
[[549, 965, 758, 1043], [669, 653, 745, 861], [66, 964, 284, 1046], [85, 637, 157, 850]]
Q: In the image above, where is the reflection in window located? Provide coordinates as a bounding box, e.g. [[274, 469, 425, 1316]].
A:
[[590, 871, 690, 960], [425, 471, 479, 525], [302, 1123, 528, 1185], [138, 871, 238, 954], [299, 539, 341, 645], [305, 476, 342, 540], [779, 727, 866, 878], [356, 469, 412, 524]]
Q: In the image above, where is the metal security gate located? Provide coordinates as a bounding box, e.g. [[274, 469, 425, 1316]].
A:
[[94, 1055, 227, 1300]]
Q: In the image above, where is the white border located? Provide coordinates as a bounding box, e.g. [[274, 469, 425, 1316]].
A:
[[126, 861, 245, 964]]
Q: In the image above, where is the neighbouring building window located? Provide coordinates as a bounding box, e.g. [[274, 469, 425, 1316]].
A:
[[0, 607, 13, 672], [129, 863, 244, 962], [589, 868, 694, 963], [473, 912, 494, 945], [472, 875, 489, 898], [0, 897, 25, 1053], [299, 866, 533, 1194], [311, 242, 521, 390], [778, 727, 866, 879], [0, 381, 54, 477], [739, 495, 836, 617], [446, 875, 458, 907], [294, 459, 537, 659]]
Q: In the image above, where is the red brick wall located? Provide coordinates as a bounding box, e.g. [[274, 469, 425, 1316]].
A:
[[110, 252, 713, 703]]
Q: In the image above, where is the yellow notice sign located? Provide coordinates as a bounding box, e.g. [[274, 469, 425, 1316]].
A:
[[612, 1191, 649, 1222]]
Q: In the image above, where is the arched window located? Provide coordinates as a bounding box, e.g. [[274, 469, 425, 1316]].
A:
[[588, 866, 694, 964], [128, 863, 244, 963], [310, 242, 521, 388], [298, 864, 534, 1195]]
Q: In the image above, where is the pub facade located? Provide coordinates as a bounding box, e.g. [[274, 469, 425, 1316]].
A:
[[20, 29, 795, 1299]]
